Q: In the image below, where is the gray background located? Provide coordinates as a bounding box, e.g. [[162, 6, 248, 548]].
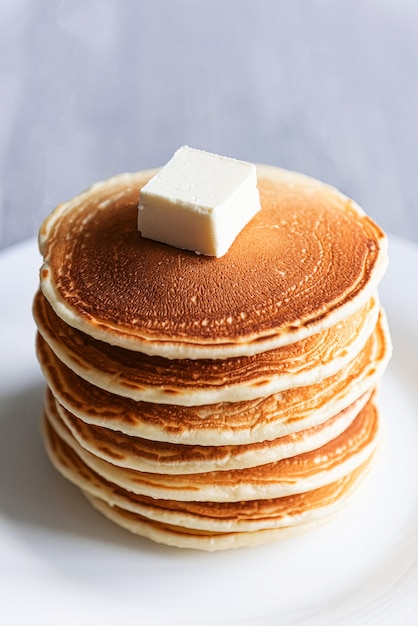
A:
[[1, 0, 418, 250]]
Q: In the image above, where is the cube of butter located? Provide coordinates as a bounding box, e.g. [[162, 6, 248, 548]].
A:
[[138, 146, 261, 257]]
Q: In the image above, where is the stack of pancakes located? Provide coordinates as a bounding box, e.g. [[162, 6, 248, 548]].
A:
[[33, 165, 391, 551]]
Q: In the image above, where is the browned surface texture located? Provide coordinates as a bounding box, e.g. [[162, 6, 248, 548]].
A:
[[35, 313, 389, 443], [43, 394, 378, 498], [39, 169, 387, 346], [33, 289, 377, 395], [49, 388, 368, 472], [43, 411, 373, 528]]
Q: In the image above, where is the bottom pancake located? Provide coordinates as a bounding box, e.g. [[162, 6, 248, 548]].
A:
[[84, 494, 338, 551], [83, 456, 375, 552]]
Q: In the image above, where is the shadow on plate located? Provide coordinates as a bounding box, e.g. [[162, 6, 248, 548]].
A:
[[0, 382, 176, 557]]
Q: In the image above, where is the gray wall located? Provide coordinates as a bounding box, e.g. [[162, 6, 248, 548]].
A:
[[1, 0, 418, 250]]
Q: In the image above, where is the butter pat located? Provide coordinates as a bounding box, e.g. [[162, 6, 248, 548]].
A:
[[138, 146, 261, 257]]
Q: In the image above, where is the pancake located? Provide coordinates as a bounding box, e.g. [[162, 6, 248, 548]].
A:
[[36, 311, 391, 445], [83, 472, 375, 550], [47, 388, 371, 474], [33, 289, 380, 405], [84, 460, 376, 535], [38, 166, 388, 360], [43, 394, 379, 502], [42, 412, 376, 539], [85, 495, 333, 551]]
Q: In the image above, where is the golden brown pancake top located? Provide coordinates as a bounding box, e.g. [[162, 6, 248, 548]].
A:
[[39, 167, 387, 348]]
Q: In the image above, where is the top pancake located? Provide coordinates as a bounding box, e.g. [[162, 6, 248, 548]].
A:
[[38, 166, 388, 359]]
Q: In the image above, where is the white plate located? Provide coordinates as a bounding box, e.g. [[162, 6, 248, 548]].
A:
[[0, 235, 417, 626]]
